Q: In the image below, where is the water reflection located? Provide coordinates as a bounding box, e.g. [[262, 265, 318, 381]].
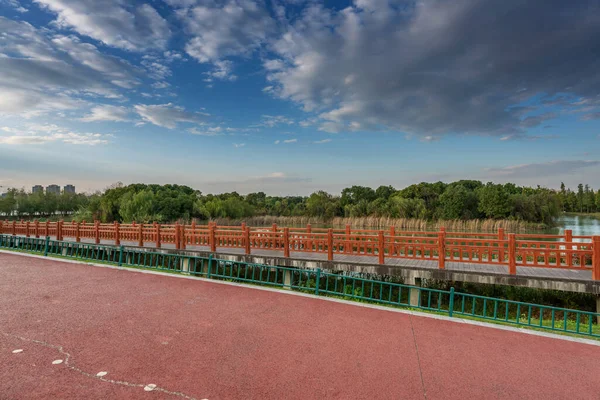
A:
[[555, 214, 600, 237]]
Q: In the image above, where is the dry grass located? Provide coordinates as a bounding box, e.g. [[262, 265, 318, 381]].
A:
[[197, 216, 547, 232]]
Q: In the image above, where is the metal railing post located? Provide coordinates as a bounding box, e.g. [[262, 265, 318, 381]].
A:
[[43, 236, 50, 257], [315, 268, 321, 295], [207, 254, 213, 278], [448, 287, 455, 317], [118, 245, 124, 266]]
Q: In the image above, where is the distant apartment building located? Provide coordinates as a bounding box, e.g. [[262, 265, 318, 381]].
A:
[[46, 184, 60, 195], [32, 185, 44, 194], [64, 184, 76, 194]]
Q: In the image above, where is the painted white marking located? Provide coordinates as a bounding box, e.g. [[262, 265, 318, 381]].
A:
[[12, 349, 23, 354], [144, 384, 157, 392], [52, 359, 63, 365], [96, 371, 108, 377]]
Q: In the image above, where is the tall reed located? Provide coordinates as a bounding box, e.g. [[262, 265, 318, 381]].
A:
[[194, 216, 548, 232]]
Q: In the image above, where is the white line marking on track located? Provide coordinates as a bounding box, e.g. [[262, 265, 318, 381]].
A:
[[12, 349, 23, 354], [96, 371, 108, 377], [1, 332, 200, 399], [144, 384, 157, 392]]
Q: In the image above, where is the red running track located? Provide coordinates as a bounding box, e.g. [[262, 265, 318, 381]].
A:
[[1, 252, 599, 400]]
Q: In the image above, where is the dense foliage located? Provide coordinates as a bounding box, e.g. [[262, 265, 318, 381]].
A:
[[2, 179, 592, 225]]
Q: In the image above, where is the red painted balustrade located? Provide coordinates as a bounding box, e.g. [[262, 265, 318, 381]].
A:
[[1, 220, 599, 280]]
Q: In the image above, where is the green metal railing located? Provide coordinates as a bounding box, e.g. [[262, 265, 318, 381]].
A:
[[1, 234, 598, 339]]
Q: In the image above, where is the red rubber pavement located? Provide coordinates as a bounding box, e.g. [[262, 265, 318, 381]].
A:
[[1, 252, 599, 400]]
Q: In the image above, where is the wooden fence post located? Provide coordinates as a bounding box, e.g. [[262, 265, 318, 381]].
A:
[[58, 220, 64, 241], [156, 223, 161, 248], [115, 222, 120, 246], [25, 221, 30, 238], [378, 230, 385, 265], [245, 227, 251, 255], [565, 229, 573, 267], [45, 221, 49, 238], [271, 223, 277, 249], [307, 224, 312, 252], [0, 220, 3, 234], [593, 236, 600, 281], [508, 233, 517, 275], [498, 228, 505, 263], [389, 226, 395, 256], [138, 223, 143, 247], [210, 224, 216, 252], [175, 222, 181, 250], [327, 228, 333, 261], [438, 228, 446, 269], [12, 220, 16, 236], [75, 222, 80, 242], [345, 225, 351, 254], [95, 221, 100, 244], [284, 227, 290, 257], [34, 220, 39, 238], [180, 224, 186, 250]]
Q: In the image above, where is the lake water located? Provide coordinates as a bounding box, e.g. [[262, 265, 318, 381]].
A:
[[553, 214, 600, 236]]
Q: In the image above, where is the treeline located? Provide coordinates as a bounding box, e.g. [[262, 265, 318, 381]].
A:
[[558, 183, 600, 213], [0, 188, 91, 217], [79, 181, 563, 225], [3, 180, 597, 225]]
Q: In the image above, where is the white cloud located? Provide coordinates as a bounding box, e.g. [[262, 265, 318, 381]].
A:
[[233, 143, 245, 148], [283, 138, 297, 143], [188, 126, 224, 136], [134, 103, 209, 129], [151, 81, 171, 89], [274, 140, 280, 144], [204, 60, 237, 82], [0, 18, 137, 116], [265, 1, 600, 138], [0, 124, 111, 145], [34, 0, 171, 51], [176, 0, 274, 63], [80, 105, 130, 122], [313, 138, 331, 144], [142, 59, 172, 80], [2, 0, 27, 12], [484, 160, 600, 179], [258, 115, 294, 127]]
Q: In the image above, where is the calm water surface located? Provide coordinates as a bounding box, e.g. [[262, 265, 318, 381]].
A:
[[553, 214, 600, 236]]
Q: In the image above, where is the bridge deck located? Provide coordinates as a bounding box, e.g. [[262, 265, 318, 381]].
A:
[[76, 237, 593, 283], [1, 252, 599, 399]]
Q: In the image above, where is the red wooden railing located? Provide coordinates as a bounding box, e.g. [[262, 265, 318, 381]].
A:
[[2, 220, 599, 279]]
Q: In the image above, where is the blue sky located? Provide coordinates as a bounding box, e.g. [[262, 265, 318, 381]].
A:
[[1, 0, 599, 195]]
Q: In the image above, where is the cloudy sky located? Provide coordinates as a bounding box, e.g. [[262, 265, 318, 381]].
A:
[[1, 0, 599, 195]]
